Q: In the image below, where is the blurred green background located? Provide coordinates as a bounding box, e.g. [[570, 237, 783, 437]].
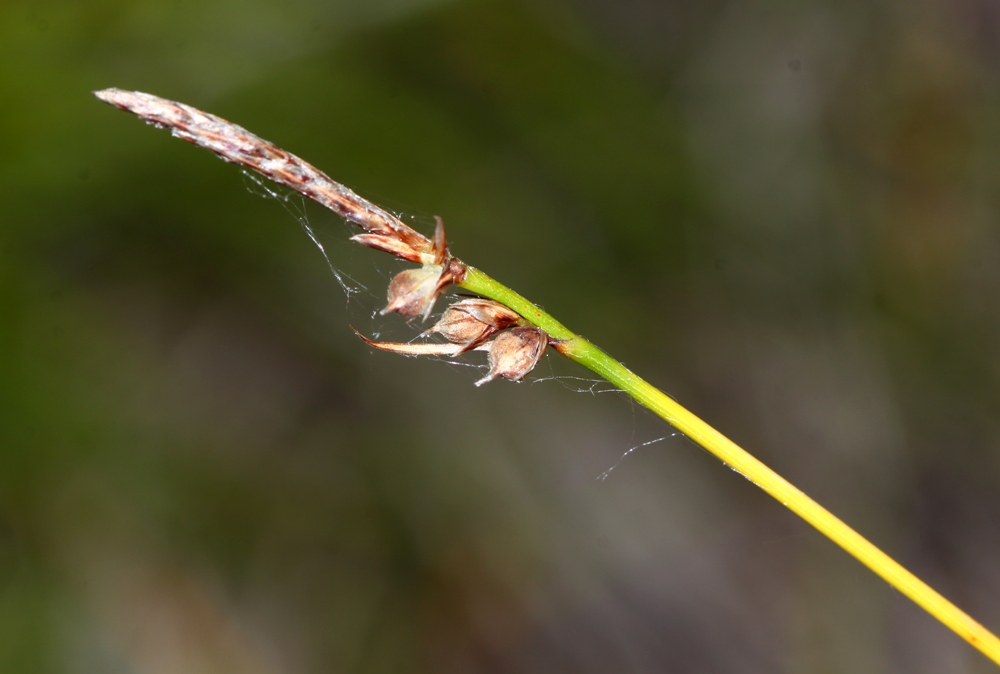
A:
[[3, 0, 1000, 671]]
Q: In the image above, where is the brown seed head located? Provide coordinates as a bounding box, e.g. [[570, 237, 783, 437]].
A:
[[476, 326, 549, 386], [92, 89, 440, 262]]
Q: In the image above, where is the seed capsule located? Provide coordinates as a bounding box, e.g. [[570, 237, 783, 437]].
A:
[[475, 326, 548, 386], [426, 298, 522, 352], [382, 267, 444, 319], [381, 256, 467, 321]]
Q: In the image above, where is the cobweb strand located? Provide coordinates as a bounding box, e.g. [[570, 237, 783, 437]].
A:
[[597, 434, 679, 482], [241, 171, 367, 302]]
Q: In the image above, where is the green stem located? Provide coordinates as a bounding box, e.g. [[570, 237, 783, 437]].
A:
[[458, 264, 1000, 667]]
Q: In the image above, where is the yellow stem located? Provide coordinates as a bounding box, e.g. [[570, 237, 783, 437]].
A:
[[459, 265, 1000, 666]]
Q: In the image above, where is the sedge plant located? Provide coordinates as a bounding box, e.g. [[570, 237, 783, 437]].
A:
[[94, 88, 1000, 666]]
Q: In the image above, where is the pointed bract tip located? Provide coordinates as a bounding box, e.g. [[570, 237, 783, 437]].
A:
[[350, 325, 466, 357], [93, 88, 129, 106]]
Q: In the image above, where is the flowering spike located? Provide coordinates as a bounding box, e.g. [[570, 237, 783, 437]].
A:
[[93, 88, 436, 261]]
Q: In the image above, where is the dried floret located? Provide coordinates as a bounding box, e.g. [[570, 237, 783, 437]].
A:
[[425, 298, 522, 352], [475, 327, 549, 386]]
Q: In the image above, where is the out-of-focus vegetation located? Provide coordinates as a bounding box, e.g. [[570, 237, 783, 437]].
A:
[[2, 0, 1000, 671]]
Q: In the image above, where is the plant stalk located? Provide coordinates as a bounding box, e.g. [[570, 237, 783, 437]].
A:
[[92, 87, 999, 665], [459, 265, 1000, 666]]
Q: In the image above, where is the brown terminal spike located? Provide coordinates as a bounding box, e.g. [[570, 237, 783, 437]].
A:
[[93, 89, 440, 263]]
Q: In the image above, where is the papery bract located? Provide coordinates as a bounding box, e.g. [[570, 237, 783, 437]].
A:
[[426, 298, 522, 352]]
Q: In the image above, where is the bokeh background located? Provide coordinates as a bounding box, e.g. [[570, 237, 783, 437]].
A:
[[3, 0, 1000, 671]]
